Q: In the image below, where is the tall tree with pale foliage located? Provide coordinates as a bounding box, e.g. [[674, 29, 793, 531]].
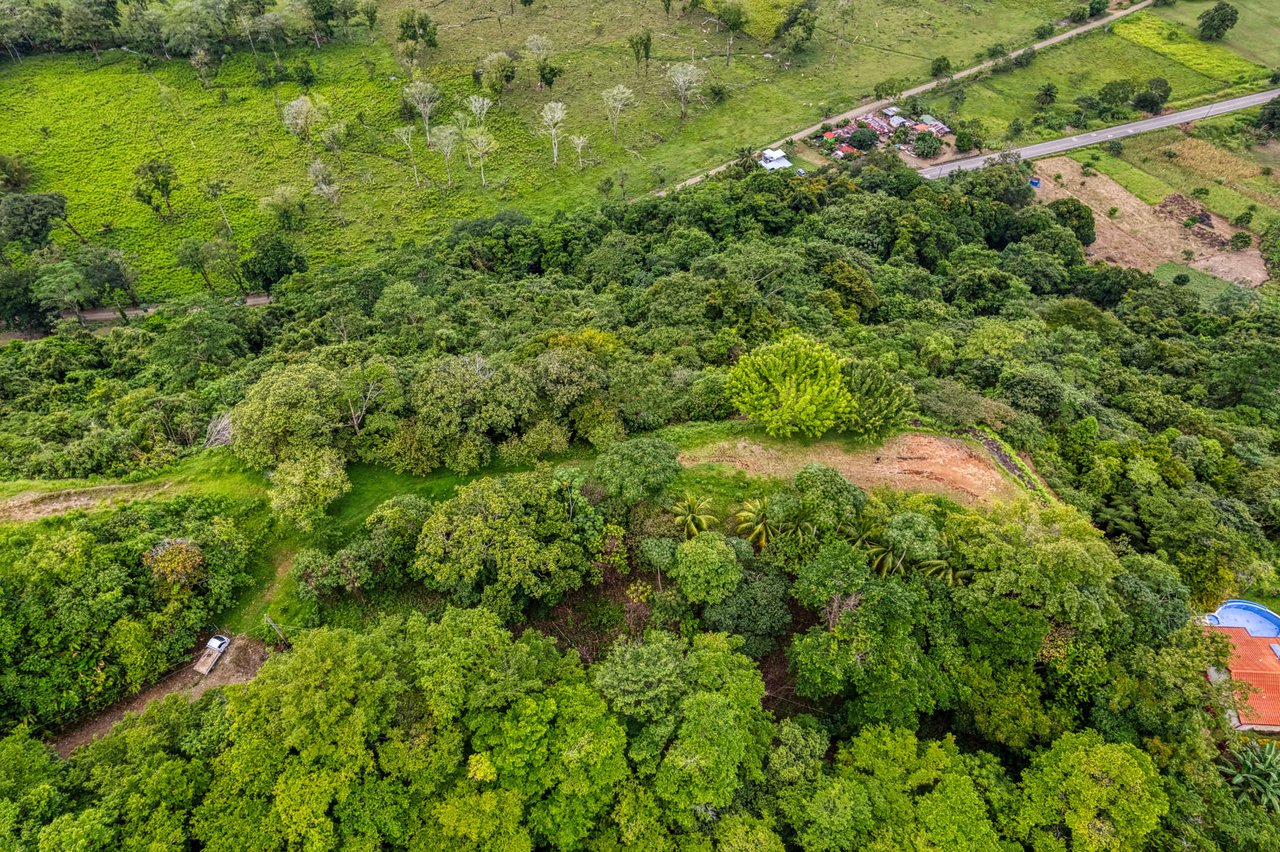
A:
[[402, 79, 442, 142], [667, 62, 706, 122], [540, 101, 566, 165], [602, 84, 634, 142]]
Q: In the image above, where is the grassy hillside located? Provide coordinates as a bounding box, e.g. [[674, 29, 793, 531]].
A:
[[0, 0, 1072, 297], [921, 13, 1272, 142], [1155, 0, 1280, 68]]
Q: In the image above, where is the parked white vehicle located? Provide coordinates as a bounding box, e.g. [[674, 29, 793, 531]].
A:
[[194, 634, 231, 675]]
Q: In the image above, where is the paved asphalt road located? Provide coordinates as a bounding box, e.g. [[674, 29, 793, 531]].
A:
[[669, 0, 1156, 192], [919, 88, 1280, 179]]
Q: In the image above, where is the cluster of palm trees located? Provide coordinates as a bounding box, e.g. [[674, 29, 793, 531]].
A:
[[666, 492, 972, 586]]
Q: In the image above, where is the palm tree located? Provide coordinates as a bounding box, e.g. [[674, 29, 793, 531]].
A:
[[735, 498, 777, 549], [919, 559, 971, 587], [670, 493, 717, 539]]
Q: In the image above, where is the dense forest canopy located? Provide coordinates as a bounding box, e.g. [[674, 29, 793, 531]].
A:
[[4, 138, 1280, 848]]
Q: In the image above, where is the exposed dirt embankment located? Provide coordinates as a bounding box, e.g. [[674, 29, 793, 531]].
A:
[[679, 432, 1029, 506], [50, 637, 269, 758]]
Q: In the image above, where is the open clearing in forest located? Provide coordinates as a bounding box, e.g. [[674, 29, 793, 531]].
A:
[[678, 432, 1028, 506], [50, 636, 269, 758], [0, 482, 177, 523], [1033, 156, 1270, 285]]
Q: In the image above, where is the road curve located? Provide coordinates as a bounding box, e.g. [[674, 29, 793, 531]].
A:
[[918, 88, 1280, 179]]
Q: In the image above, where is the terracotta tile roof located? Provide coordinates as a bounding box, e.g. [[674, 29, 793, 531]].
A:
[[1213, 625, 1280, 725]]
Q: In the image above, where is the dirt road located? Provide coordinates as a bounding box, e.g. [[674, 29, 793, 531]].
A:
[[50, 636, 268, 758]]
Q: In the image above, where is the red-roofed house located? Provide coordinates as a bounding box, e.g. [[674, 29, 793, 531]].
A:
[[1209, 623, 1280, 732]]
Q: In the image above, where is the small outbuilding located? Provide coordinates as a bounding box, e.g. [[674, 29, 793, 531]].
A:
[[760, 148, 793, 170]]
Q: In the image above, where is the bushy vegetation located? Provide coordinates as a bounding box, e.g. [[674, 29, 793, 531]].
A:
[[0, 496, 260, 732], [7, 114, 1280, 847]]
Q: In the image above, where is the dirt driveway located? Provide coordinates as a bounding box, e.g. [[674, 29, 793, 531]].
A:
[[1033, 156, 1269, 285], [680, 432, 1027, 506], [50, 636, 269, 758]]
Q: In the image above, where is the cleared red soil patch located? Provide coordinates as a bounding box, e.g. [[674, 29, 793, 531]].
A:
[[50, 636, 269, 758], [679, 433, 1026, 506]]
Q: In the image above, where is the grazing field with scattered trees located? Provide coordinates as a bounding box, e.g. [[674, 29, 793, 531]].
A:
[[0, 0, 1073, 296]]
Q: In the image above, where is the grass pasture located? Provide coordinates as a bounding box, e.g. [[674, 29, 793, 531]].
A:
[[1111, 13, 1268, 84], [0, 0, 1074, 298], [1154, 0, 1280, 69], [922, 11, 1271, 143], [1153, 262, 1239, 301]]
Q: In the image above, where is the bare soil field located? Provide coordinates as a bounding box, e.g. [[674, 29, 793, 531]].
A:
[[50, 636, 269, 758], [1033, 156, 1269, 285], [679, 432, 1027, 506]]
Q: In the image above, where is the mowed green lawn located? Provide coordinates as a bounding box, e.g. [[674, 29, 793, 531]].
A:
[[1155, 0, 1280, 68], [0, 0, 1071, 298]]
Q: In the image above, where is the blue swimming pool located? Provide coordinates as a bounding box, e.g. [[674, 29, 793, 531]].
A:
[[1205, 600, 1280, 637]]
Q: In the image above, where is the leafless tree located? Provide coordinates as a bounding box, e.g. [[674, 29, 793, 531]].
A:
[[433, 125, 461, 186], [570, 134, 590, 169], [467, 131, 498, 187], [465, 94, 493, 127], [393, 126, 421, 188]]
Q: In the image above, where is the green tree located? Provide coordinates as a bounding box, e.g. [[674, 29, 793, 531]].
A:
[[672, 531, 743, 605], [727, 336, 855, 438], [913, 130, 943, 158], [1198, 1, 1238, 40], [413, 469, 603, 617], [32, 261, 95, 323], [269, 447, 351, 531], [1016, 729, 1168, 851], [593, 436, 681, 505], [132, 160, 179, 219], [718, 0, 748, 66], [231, 362, 343, 468]]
